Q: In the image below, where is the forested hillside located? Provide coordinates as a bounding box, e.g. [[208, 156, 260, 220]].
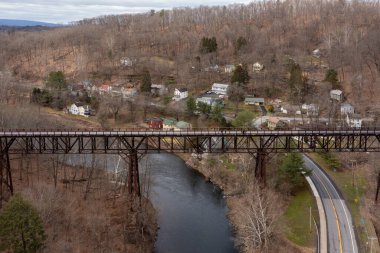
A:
[[0, 0, 379, 110]]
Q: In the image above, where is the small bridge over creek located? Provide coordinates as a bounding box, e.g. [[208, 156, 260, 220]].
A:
[[1, 128, 380, 207]]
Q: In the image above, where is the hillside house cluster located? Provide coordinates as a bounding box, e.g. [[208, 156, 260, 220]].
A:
[[146, 118, 192, 130], [90, 81, 137, 99], [194, 83, 229, 109]]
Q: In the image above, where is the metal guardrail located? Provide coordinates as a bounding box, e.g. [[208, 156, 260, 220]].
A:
[[0, 127, 379, 134]]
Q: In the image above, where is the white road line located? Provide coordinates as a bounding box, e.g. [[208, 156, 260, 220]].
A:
[[305, 175, 328, 253]]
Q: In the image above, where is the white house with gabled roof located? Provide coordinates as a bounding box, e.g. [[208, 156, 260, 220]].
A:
[[330, 89, 343, 101], [341, 103, 354, 115], [69, 102, 90, 117], [173, 88, 188, 101], [211, 83, 229, 95]]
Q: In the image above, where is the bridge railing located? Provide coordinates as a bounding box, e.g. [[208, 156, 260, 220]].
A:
[[0, 126, 379, 135]]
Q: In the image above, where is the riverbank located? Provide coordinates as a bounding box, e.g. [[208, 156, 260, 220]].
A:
[[179, 152, 306, 253]]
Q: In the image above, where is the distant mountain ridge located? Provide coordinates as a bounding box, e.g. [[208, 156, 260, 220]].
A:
[[0, 19, 62, 27]]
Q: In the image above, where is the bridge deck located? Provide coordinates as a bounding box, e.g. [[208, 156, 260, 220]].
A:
[[0, 129, 379, 154]]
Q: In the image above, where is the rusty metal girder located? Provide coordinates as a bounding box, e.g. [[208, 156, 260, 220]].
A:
[[0, 131, 378, 154]]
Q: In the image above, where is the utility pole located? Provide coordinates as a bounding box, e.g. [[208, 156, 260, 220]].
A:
[[350, 159, 357, 187], [376, 171, 380, 203], [309, 205, 312, 233]]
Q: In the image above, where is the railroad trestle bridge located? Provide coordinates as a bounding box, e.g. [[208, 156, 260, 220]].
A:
[[1, 128, 380, 207]]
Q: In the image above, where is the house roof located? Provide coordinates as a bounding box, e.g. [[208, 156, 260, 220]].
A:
[[212, 83, 229, 88], [163, 118, 176, 125], [176, 88, 188, 92], [74, 102, 84, 107], [151, 84, 166, 89], [176, 121, 191, 129], [268, 117, 281, 124], [100, 84, 110, 90], [149, 118, 163, 123], [330, 89, 343, 95], [245, 97, 264, 103]]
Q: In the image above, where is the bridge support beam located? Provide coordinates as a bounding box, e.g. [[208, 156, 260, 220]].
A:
[[126, 150, 141, 198], [0, 150, 13, 209], [254, 150, 267, 186], [376, 171, 380, 203]]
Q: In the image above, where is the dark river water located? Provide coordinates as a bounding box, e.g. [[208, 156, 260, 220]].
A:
[[65, 153, 237, 253], [141, 153, 237, 253]]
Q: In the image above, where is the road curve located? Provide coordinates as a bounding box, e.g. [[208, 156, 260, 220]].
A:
[[303, 154, 358, 253]]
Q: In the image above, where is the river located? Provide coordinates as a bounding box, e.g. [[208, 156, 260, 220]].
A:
[[66, 153, 237, 253]]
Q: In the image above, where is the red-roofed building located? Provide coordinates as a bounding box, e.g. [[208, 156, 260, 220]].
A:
[[147, 118, 163, 129]]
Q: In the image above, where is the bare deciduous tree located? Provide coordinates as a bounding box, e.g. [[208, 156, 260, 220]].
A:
[[234, 181, 282, 253]]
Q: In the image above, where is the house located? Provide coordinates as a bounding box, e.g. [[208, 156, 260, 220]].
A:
[[244, 97, 265, 105], [330, 89, 343, 101], [69, 102, 90, 117], [224, 65, 236, 73], [151, 84, 168, 96], [163, 118, 176, 130], [280, 105, 301, 115], [81, 80, 93, 91], [253, 62, 264, 72], [302, 104, 319, 116], [174, 121, 192, 130], [121, 87, 137, 98], [99, 83, 112, 94], [91, 85, 99, 93], [204, 64, 219, 72], [346, 114, 362, 128], [173, 88, 188, 101], [267, 117, 286, 130], [196, 96, 223, 108], [147, 118, 163, 129], [211, 83, 229, 95], [312, 49, 321, 58], [120, 57, 136, 67], [341, 103, 354, 115], [110, 86, 123, 97]]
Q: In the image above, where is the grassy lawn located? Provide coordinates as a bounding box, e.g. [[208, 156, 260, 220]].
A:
[[282, 188, 318, 247], [220, 155, 237, 171], [308, 153, 367, 251]]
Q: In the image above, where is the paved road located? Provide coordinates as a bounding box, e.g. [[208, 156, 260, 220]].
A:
[[260, 105, 267, 116], [303, 155, 358, 253], [252, 116, 329, 128]]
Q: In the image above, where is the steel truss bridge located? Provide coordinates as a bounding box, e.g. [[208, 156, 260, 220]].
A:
[[1, 128, 380, 207]]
